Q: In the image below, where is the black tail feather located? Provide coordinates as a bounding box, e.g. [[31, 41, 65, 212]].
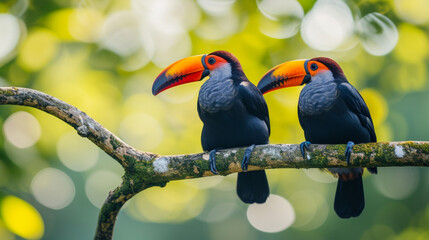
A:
[[236, 170, 269, 204], [334, 174, 364, 218]]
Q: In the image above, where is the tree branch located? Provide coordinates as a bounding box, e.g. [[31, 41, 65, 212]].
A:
[[1, 87, 428, 240]]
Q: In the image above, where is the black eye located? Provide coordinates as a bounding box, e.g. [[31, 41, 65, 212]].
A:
[[208, 57, 216, 65], [310, 63, 318, 71]]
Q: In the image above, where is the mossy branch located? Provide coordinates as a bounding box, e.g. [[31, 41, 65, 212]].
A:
[[1, 87, 428, 240]]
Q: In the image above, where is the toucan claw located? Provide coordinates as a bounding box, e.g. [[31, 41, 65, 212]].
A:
[[241, 144, 256, 171], [209, 149, 218, 175], [345, 141, 355, 165], [300, 141, 311, 160]]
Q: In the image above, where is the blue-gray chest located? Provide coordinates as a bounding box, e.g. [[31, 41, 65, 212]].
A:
[[198, 78, 237, 114], [298, 77, 338, 116]]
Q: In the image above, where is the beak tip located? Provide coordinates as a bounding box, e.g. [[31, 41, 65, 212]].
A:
[[152, 72, 169, 96], [151, 85, 160, 96], [257, 71, 275, 94], [258, 59, 308, 94]]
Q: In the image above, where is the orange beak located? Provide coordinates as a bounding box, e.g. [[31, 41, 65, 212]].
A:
[[257, 59, 311, 94], [152, 54, 210, 95]]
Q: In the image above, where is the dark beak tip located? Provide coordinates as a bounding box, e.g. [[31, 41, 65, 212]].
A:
[[151, 84, 161, 96], [256, 80, 265, 90], [152, 72, 169, 96], [152, 88, 159, 96], [257, 73, 275, 94]]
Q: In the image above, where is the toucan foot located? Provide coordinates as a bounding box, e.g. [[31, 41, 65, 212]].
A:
[[241, 144, 256, 171], [209, 149, 218, 175], [300, 141, 311, 160], [345, 141, 355, 165]]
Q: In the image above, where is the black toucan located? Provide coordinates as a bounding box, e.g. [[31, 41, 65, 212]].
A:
[[257, 57, 377, 218], [152, 51, 270, 204]]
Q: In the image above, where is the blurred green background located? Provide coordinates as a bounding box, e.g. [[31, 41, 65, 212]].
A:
[[0, 0, 428, 239]]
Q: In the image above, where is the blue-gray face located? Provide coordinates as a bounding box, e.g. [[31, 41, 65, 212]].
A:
[[298, 71, 338, 116], [198, 63, 237, 113]]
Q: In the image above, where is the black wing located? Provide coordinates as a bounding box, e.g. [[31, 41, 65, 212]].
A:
[[337, 83, 376, 142], [237, 81, 271, 135]]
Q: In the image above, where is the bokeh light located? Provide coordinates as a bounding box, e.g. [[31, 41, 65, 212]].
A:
[[300, 0, 354, 51], [197, 201, 237, 223], [31, 168, 75, 209], [0, 76, 8, 87], [209, 217, 256, 240], [357, 13, 398, 56], [0, 0, 428, 239], [85, 169, 122, 208], [44, 9, 75, 41], [360, 88, 388, 126], [133, 0, 201, 33], [57, 131, 99, 172], [212, 173, 236, 191], [8, 0, 29, 17], [0, 221, 14, 240], [123, 92, 168, 120], [394, 0, 429, 25], [1, 196, 44, 239], [17, 28, 59, 71], [303, 169, 336, 183], [0, 13, 25, 66], [360, 224, 396, 240], [195, 10, 240, 40], [3, 111, 41, 149], [395, 228, 429, 240], [129, 0, 199, 68], [197, 0, 235, 16], [128, 180, 207, 223], [119, 113, 163, 151], [257, 0, 304, 39], [151, 31, 193, 68], [68, 8, 104, 42], [246, 194, 295, 233], [289, 190, 329, 230], [184, 175, 224, 189], [99, 11, 144, 57], [4, 140, 46, 169], [373, 167, 419, 200], [380, 61, 427, 93], [394, 24, 429, 64]]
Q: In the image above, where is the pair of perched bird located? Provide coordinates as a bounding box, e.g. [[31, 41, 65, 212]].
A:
[[152, 51, 376, 219]]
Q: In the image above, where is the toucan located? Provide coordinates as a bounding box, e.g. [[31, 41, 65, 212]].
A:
[[152, 51, 270, 204], [257, 57, 377, 218]]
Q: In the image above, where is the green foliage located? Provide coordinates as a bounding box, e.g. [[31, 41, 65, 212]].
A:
[[0, 0, 428, 239]]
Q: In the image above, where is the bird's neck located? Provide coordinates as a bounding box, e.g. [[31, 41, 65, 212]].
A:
[[209, 63, 232, 81], [198, 64, 237, 114], [298, 71, 338, 116]]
